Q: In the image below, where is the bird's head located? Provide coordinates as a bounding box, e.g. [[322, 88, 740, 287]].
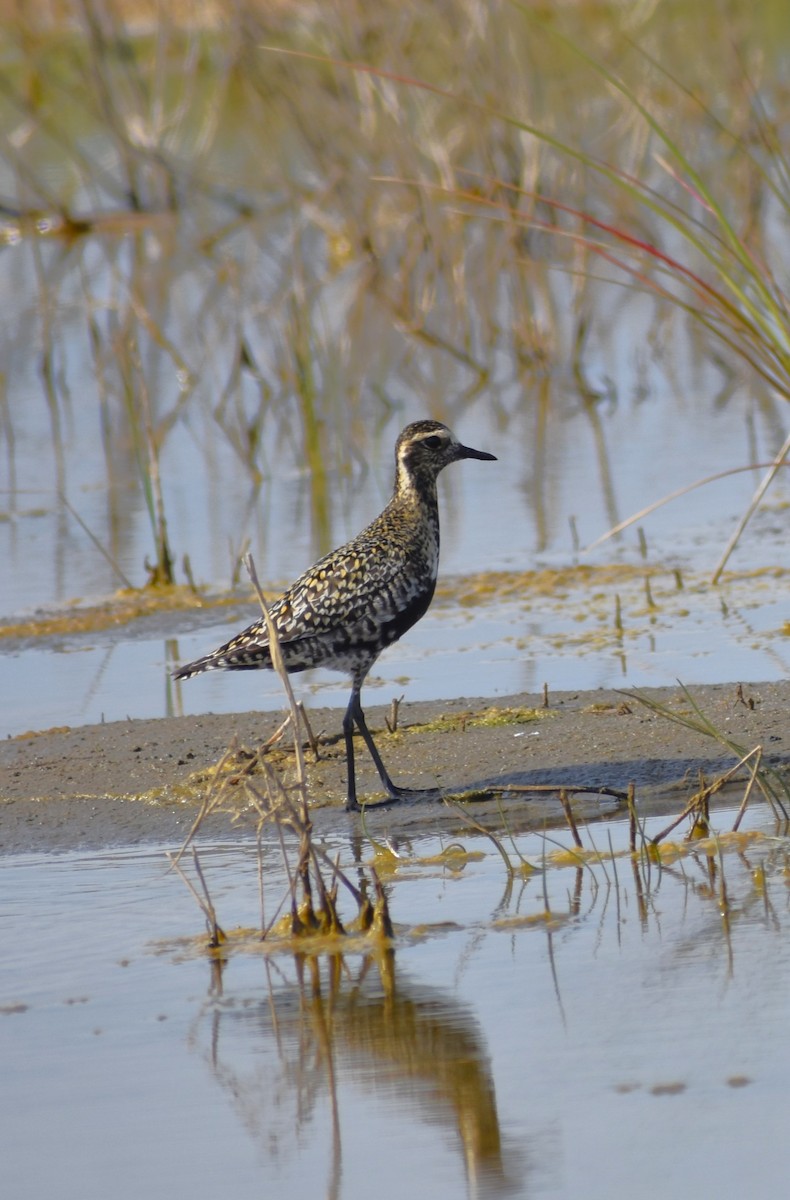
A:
[[395, 421, 496, 492]]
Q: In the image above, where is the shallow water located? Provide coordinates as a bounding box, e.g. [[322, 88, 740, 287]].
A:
[[3, 548, 790, 738], [4, 803, 789, 1199]]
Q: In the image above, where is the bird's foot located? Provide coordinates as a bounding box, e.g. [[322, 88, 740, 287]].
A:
[[348, 785, 443, 812]]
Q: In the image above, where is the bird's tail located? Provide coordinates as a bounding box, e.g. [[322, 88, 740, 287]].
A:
[[172, 635, 274, 681], [171, 653, 219, 681]]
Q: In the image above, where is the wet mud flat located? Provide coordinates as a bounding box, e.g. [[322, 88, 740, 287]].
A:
[[1, 680, 787, 854]]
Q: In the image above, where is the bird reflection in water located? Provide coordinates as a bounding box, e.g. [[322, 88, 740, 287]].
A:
[[191, 949, 523, 1198]]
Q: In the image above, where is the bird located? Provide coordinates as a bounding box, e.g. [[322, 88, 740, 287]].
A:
[[173, 419, 497, 810]]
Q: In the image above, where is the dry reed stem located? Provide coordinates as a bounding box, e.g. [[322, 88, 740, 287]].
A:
[[558, 788, 583, 848], [732, 747, 764, 831], [650, 748, 764, 846], [165, 848, 226, 946], [445, 798, 516, 877], [626, 782, 637, 854], [243, 552, 309, 821], [172, 738, 242, 866]]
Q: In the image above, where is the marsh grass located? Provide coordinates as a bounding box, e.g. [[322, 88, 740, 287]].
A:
[[296, 6, 790, 569], [8, 2, 790, 609], [482, 773, 790, 963], [473, 23, 790, 571], [630, 681, 790, 822], [172, 741, 395, 949], [441, 724, 789, 942]]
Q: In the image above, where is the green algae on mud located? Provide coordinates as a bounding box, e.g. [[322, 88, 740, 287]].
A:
[[0, 584, 248, 642], [410, 704, 552, 733], [4, 563, 790, 656]]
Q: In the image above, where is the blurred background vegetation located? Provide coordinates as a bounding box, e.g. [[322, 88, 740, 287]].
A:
[[3, 0, 790, 606]]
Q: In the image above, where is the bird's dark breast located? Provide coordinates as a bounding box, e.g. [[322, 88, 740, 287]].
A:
[[375, 576, 437, 645]]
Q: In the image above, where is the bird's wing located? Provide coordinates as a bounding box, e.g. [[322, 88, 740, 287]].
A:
[[269, 536, 417, 646]]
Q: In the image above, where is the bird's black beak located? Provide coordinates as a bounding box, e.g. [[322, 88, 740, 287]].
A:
[[458, 443, 497, 462]]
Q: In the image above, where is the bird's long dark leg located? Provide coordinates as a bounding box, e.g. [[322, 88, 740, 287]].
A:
[[343, 689, 360, 812], [344, 683, 403, 811]]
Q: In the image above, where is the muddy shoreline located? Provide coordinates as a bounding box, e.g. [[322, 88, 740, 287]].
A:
[[1, 681, 787, 854]]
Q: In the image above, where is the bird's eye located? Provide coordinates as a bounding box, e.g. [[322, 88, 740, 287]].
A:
[[423, 435, 443, 449]]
